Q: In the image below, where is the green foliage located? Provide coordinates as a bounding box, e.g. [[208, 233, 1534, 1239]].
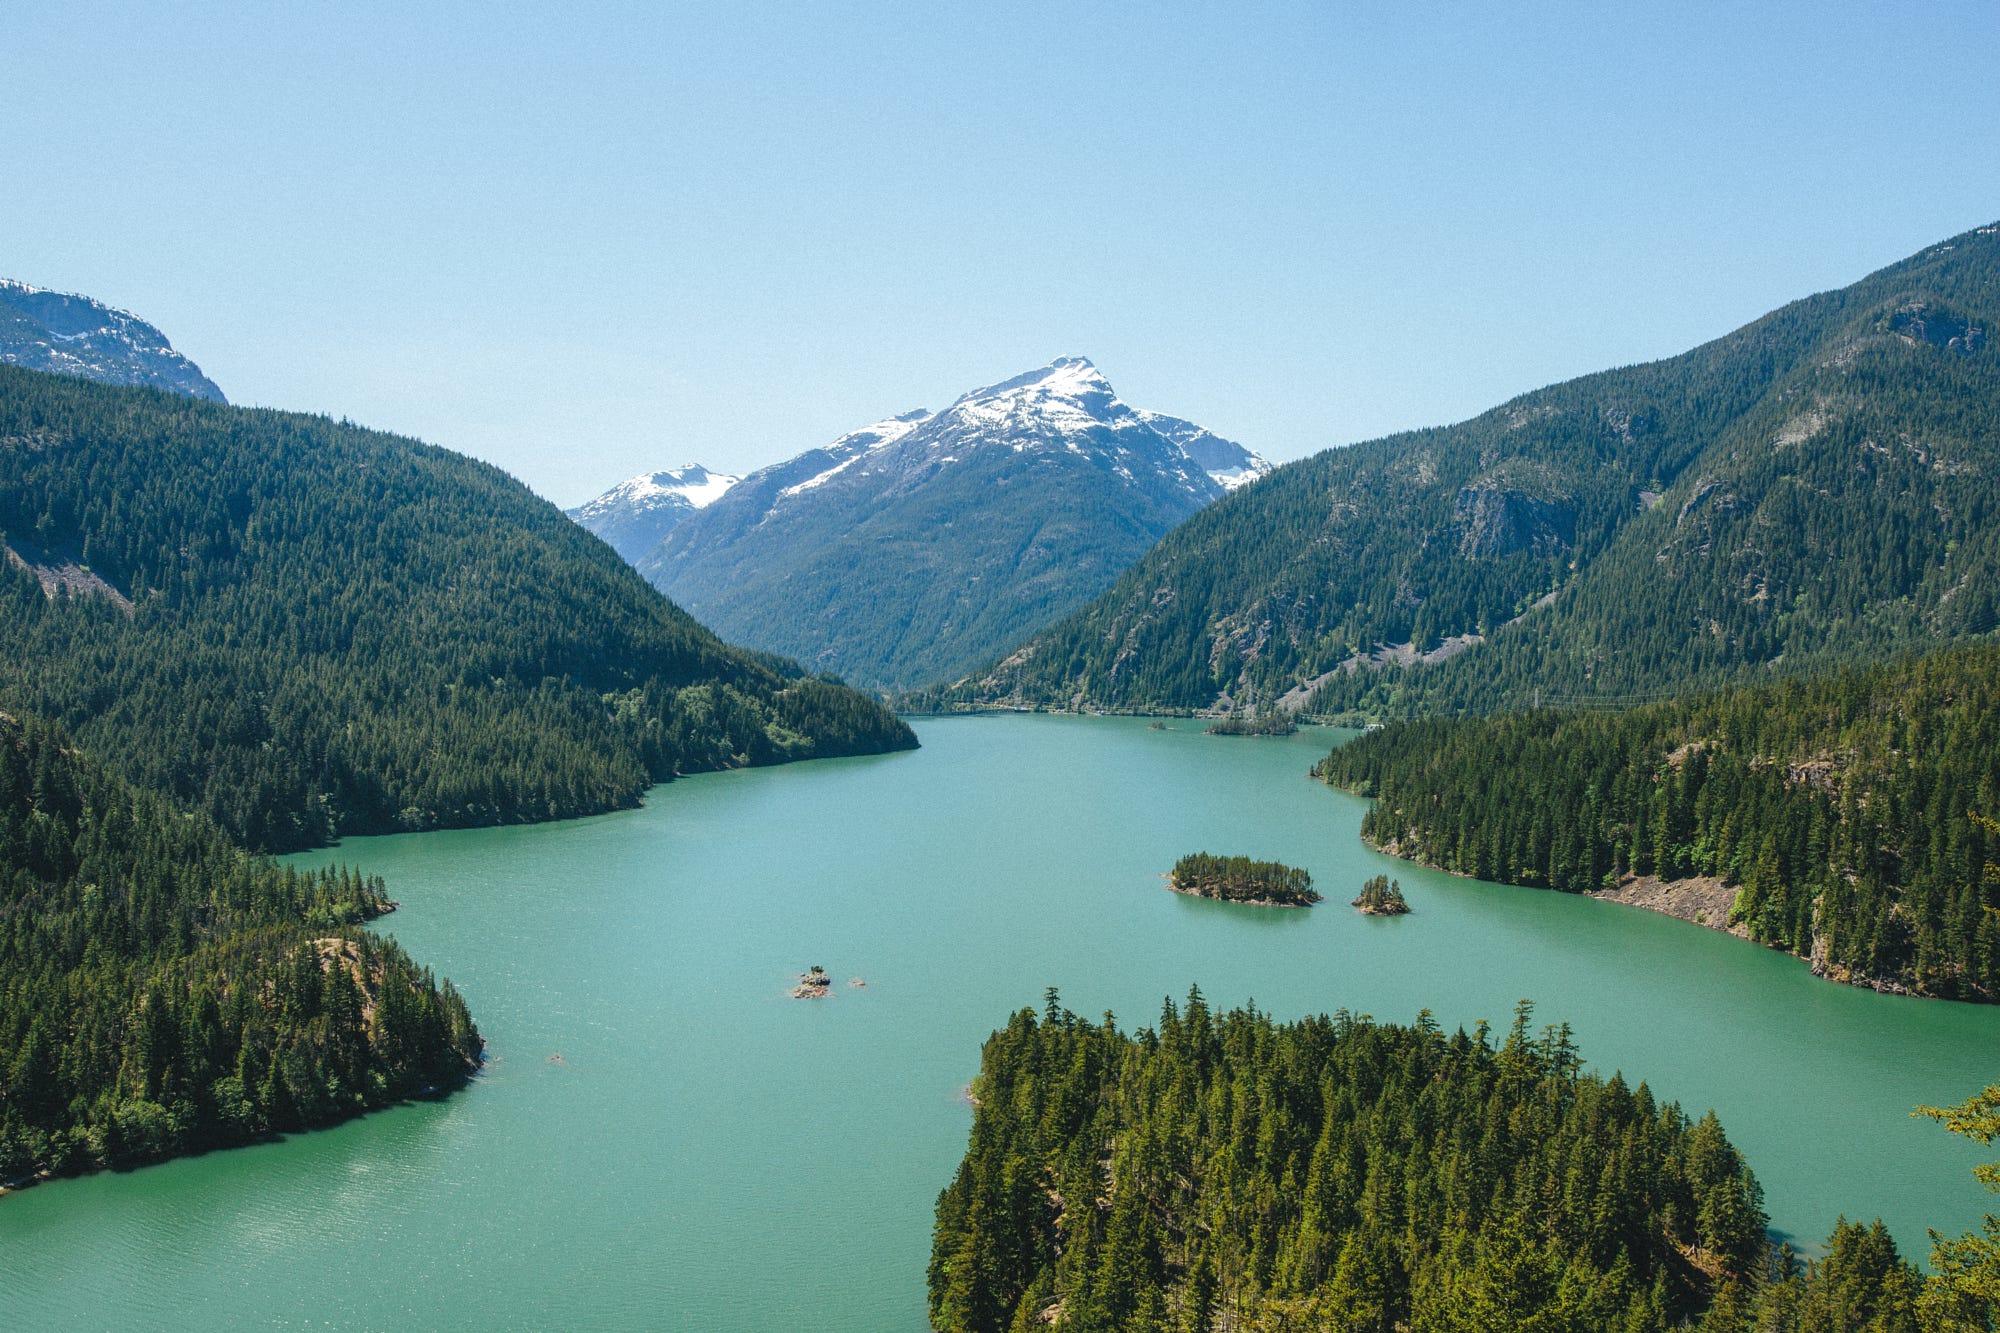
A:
[[1913, 1085, 2000, 1327], [1315, 645, 2000, 999], [1351, 874, 1409, 915], [0, 712, 481, 1183], [0, 365, 913, 852], [930, 994, 1766, 1332], [940, 221, 2000, 715], [1206, 710, 1297, 737], [1696, 1221, 1928, 1332], [1169, 853, 1319, 905]]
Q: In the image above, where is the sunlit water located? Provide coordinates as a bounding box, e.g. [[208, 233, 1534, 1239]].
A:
[[5, 716, 1997, 1329]]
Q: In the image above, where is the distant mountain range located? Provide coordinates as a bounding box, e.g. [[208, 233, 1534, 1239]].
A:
[[934, 221, 2000, 716], [0, 278, 224, 401], [568, 464, 741, 562], [577, 356, 1268, 689]]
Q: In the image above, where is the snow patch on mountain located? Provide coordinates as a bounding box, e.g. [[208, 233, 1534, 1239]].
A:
[[0, 277, 225, 402], [575, 465, 739, 520], [778, 410, 932, 499], [609, 356, 1270, 688], [568, 464, 742, 561], [1134, 407, 1271, 491]]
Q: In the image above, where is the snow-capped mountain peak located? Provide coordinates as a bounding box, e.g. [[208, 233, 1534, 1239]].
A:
[[639, 464, 738, 509], [952, 355, 1111, 406], [927, 356, 1268, 490], [603, 357, 1271, 689], [574, 360, 1268, 572], [577, 464, 739, 518], [567, 463, 741, 561]]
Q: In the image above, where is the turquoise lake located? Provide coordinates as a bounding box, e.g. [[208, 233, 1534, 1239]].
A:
[[4, 715, 1997, 1329]]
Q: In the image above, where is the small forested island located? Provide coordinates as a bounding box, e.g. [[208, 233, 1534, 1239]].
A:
[[1168, 853, 1319, 907], [931, 991, 2000, 1332], [1316, 644, 2000, 1001], [791, 965, 833, 999], [1351, 873, 1410, 915], [1205, 708, 1297, 737]]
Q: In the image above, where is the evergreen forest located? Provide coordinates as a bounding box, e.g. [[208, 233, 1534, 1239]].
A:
[[932, 992, 2000, 1332], [1316, 645, 2000, 1000], [0, 710, 480, 1182], [0, 365, 914, 855]]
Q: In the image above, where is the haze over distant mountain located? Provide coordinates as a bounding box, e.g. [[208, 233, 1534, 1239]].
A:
[[936, 222, 2000, 717], [0, 278, 225, 402], [568, 464, 740, 562], [593, 356, 1268, 690]]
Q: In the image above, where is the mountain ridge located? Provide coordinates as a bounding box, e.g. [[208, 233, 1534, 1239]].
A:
[[933, 222, 2000, 716], [588, 357, 1268, 689], [0, 278, 225, 402]]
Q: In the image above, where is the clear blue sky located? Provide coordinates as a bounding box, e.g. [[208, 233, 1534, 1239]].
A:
[[5, 2, 1996, 506]]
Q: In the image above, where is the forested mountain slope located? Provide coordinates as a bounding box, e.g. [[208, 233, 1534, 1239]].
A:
[[0, 365, 913, 852], [0, 710, 481, 1184], [633, 358, 1269, 690], [1317, 644, 2000, 1001], [939, 222, 2000, 715]]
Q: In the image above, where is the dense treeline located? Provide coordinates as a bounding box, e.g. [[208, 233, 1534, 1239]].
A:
[[1315, 645, 2000, 1000], [0, 364, 913, 852], [1168, 853, 1318, 906], [933, 995, 2000, 1331], [932, 993, 1769, 1331], [939, 221, 2000, 717], [0, 711, 480, 1182], [1206, 710, 1297, 737]]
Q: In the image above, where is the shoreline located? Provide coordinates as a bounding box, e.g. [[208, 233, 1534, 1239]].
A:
[[0, 1060, 482, 1201], [1331, 790, 1938, 1002], [898, 701, 1352, 727]]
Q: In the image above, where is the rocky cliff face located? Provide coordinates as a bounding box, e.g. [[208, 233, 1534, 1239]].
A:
[[0, 279, 224, 401]]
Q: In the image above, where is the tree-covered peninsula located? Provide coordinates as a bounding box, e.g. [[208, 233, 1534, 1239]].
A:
[[1316, 645, 2000, 1001], [932, 993, 1769, 1331], [1168, 854, 1319, 907], [0, 711, 480, 1185], [0, 365, 914, 854], [932, 993, 2000, 1332]]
